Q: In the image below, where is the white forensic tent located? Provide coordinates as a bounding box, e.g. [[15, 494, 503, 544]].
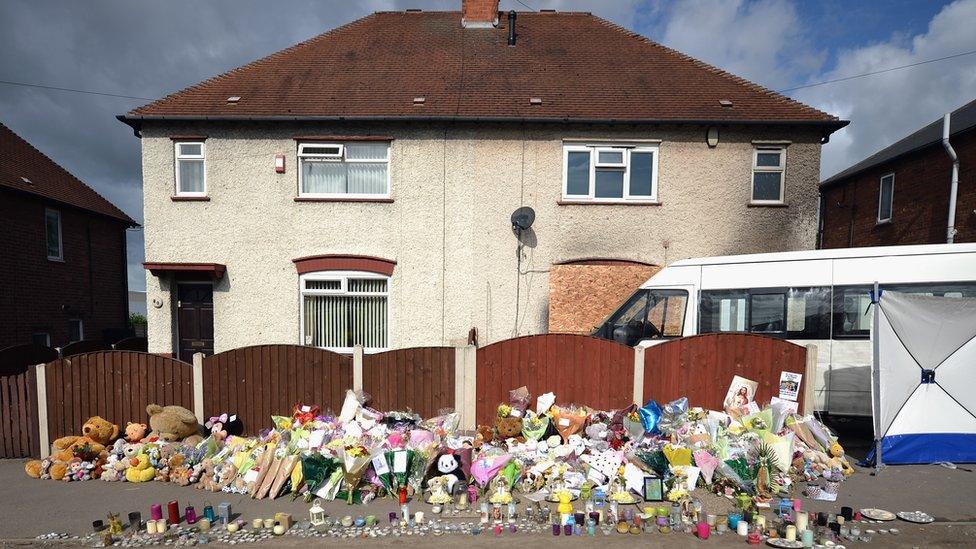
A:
[[870, 290, 976, 465]]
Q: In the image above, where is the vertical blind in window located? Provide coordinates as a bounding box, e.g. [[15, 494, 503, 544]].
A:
[[302, 276, 388, 350], [300, 142, 389, 195]]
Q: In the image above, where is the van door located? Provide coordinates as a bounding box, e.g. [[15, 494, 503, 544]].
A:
[[599, 286, 694, 347]]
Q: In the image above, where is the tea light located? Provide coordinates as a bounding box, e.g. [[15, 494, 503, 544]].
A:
[[431, 505, 442, 514], [365, 515, 377, 526], [414, 511, 424, 524], [706, 514, 717, 526], [785, 524, 797, 542], [198, 518, 211, 532], [263, 518, 275, 529], [737, 520, 749, 536], [341, 516, 353, 527], [226, 522, 238, 533], [252, 518, 264, 529], [716, 522, 728, 534], [273, 524, 286, 535]]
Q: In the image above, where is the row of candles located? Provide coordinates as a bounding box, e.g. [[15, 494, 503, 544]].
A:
[[94, 501, 233, 537]]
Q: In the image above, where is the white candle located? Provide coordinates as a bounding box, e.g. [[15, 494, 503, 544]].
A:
[[414, 512, 424, 524], [737, 520, 749, 536], [796, 512, 809, 532], [786, 525, 797, 542]]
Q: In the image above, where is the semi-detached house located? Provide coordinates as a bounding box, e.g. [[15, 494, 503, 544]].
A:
[[119, 0, 847, 361]]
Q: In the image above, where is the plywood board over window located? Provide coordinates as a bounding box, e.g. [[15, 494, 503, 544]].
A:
[[549, 260, 660, 334]]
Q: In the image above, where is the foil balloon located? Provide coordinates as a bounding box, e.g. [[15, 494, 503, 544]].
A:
[[638, 400, 662, 435]]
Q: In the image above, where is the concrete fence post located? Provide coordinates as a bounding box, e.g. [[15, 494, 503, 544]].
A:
[[352, 345, 364, 392], [192, 353, 205, 424], [34, 363, 50, 459], [455, 345, 477, 430], [632, 346, 645, 406], [803, 344, 818, 416]]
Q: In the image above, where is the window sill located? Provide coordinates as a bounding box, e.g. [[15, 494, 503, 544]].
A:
[[171, 196, 211, 202], [294, 197, 394, 203], [876, 219, 892, 227], [557, 199, 662, 206], [747, 202, 788, 208], [47, 257, 64, 263]]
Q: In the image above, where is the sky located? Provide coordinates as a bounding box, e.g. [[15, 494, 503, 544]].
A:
[[2, 0, 975, 293]]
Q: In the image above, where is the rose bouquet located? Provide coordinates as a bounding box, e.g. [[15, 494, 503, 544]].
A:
[[338, 444, 372, 504]]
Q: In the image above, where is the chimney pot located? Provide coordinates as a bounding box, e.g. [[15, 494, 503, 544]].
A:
[[461, 0, 499, 28]]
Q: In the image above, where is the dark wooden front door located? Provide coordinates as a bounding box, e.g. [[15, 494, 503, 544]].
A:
[[177, 284, 214, 363]]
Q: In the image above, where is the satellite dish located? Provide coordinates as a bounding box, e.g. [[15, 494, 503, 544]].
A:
[[511, 206, 535, 233]]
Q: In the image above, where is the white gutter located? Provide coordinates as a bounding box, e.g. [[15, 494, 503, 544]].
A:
[[943, 113, 960, 243]]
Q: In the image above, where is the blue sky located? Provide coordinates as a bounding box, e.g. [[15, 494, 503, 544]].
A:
[[1, 0, 974, 292]]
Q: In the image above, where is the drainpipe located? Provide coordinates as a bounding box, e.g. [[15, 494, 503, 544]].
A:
[[943, 113, 960, 243]]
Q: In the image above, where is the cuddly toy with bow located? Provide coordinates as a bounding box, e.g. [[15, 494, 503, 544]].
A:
[[205, 413, 244, 442]]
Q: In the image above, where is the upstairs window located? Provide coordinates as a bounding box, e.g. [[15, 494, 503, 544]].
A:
[[45, 208, 62, 261], [751, 146, 786, 203], [298, 142, 390, 197], [68, 319, 84, 343], [878, 173, 894, 222], [300, 272, 389, 352], [563, 144, 658, 202], [175, 141, 206, 196]]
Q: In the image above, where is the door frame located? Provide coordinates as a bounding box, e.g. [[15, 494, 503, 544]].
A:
[[174, 281, 214, 361]]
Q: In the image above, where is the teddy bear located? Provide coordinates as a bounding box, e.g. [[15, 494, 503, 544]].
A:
[[495, 416, 524, 442], [205, 413, 243, 443], [125, 422, 148, 443], [146, 404, 203, 445], [25, 416, 119, 480], [474, 425, 494, 448], [100, 454, 128, 481]]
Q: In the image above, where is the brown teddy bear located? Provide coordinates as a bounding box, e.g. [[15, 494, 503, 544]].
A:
[[146, 404, 203, 445], [25, 416, 119, 480], [495, 416, 524, 442], [125, 422, 148, 443]]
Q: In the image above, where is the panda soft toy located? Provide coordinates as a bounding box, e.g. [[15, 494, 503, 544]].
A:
[[427, 452, 466, 494]]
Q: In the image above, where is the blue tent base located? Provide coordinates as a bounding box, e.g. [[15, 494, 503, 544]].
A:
[[863, 433, 976, 466]]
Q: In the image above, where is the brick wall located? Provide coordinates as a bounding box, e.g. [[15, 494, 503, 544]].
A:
[[820, 128, 976, 248], [548, 260, 660, 334], [0, 189, 130, 349]]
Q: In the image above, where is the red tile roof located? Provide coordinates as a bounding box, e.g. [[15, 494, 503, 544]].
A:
[[123, 11, 845, 131], [0, 121, 136, 225]]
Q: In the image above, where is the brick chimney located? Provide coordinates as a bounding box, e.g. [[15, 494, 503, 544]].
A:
[[462, 0, 499, 28]]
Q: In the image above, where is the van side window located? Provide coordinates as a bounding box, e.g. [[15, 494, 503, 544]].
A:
[[832, 283, 976, 339], [701, 287, 830, 339]]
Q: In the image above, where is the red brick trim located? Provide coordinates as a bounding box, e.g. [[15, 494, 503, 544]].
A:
[[169, 135, 208, 140], [293, 254, 396, 276], [294, 197, 393, 203], [293, 135, 394, 141], [554, 258, 658, 267], [557, 200, 662, 206], [144, 262, 226, 280], [171, 196, 211, 202]]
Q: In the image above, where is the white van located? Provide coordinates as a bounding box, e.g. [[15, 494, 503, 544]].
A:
[[591, 243, 976, 417]]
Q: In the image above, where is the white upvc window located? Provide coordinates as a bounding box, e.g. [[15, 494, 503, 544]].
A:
[[68, 319, 84, 343], [45, 208, 62, 261], [562, 143, 659, 202], [298, 141, 390, 198], [300, 271, 390, 353], [751, 146, 786, 203], [175, 141, 206, 196], [878, 173, 894, 223]]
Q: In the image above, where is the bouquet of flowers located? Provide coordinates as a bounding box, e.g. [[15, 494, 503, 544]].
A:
[[338, 444, 373, 504], [551, 405, 588, 443]]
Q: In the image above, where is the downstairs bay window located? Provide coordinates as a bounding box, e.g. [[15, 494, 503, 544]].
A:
[[300, 272, 389, 352]]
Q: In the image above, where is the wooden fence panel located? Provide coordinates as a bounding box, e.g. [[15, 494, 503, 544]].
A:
[[202, 345, 352, 436], [475, 334, 634, 425], [0, 363, 39, 458], [643, 333, 807, 411], [60, 339, 110, 357], [44, 352, 193, 442], [363, 347, 455, 418]]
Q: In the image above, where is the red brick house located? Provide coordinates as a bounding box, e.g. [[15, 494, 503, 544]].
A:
[[819, 99, 976, 248], [0, 121, 137, 349]]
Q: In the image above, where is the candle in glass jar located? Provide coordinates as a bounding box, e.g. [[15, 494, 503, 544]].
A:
[[706, 514, 717, 526], [785, 525, 797, 542], [801, 529, 814, 548], [795, 511, 809, 532], [755, 514, 766, 530], [737, 520, 749, 536], [150, 504, 163, 521], [697, 522, 710, 539], [167, 501, 180, 525]]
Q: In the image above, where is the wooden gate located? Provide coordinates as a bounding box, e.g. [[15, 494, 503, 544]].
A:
[[0, 362, 40, 458], [476, 334, 634, 425], [44, 352, 193, 442], [202, 345, 352, 435], [643, 333, 807, 411], [363, 347, 455, 419]]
